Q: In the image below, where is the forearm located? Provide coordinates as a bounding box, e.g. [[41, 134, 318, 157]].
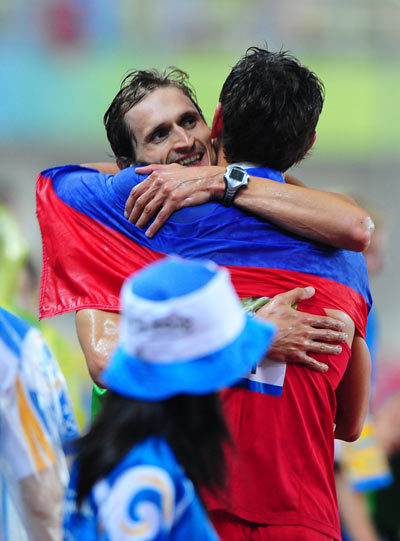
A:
[[20, 467, 63, 541], [126, 163, 373, 250], [234, 175, 373, 251], [188, 166, 373, 250], [335, 335, 371, 442], [335, 471, 379, 541], [82, 162, 120, 174], [75, 309, 120, 386]]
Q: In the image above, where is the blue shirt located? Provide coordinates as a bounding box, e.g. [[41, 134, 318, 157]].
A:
[[63, 436, 219, 540]]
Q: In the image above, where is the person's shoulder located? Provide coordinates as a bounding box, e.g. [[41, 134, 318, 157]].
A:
[[0, 306, 32, 345], [0, 308, 34, 388], [39, 164, 110, 205], [40, 164, 101, 183], [113, 165, 143, 182], [117, 436, 177, 471], [102, 437, 179, 489], [95, 438, 177, 507], [112, 166, 147, 200]]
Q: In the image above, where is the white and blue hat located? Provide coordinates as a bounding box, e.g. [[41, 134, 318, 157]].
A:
[[101, 257, 276, 400]]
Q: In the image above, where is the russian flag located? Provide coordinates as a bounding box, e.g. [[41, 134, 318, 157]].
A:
[[37, 165, 371, 395]]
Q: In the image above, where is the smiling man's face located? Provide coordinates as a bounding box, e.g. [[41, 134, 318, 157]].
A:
[[123, 86, 216, 167]]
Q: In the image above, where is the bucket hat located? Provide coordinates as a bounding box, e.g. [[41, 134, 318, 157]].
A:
[[101, 257, 276, 400]]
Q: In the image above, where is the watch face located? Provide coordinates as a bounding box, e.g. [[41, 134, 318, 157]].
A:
[[229, 168, 246, 182]]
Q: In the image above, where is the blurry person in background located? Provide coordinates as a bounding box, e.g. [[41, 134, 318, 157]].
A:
[[0, 199, 91, 429], [0, 306, 79, 541], [39, 47, 372, 540], [0, 201, 29, 308], [63, 257, 277, 540], [360, 201, 400, 541], [36, 65, 373, 418]]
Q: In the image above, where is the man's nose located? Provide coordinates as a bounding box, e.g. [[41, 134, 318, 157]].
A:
[[172, 126, 194, 150]]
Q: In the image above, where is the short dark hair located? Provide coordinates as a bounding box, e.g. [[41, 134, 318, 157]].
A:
[[219, 47, 325, 172], [104, 68, 204, 167]]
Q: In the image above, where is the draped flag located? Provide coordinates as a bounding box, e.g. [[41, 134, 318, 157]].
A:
[[37, 165, 372, 396]]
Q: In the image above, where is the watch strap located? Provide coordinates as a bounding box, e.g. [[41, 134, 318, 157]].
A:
[[222, 166, 249, 207]]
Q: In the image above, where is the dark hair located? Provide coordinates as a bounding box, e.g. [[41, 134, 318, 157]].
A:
[[74, 391, 231, 508], [219, 47, 325, 172], [104, 68, 205, 168]]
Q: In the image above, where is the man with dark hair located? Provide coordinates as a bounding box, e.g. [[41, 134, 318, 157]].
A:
[[117, 47, 372, 540], [182, 47, 371, 539], [218, 48, 323, 170], [94, 65, 371, 252]]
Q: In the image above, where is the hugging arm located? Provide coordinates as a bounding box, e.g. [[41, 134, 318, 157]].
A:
[[254, 287, 348, 373], [334, 333, 371, 442], [83, 162, 120, 175], [75, 309, 120, 387], [75, 288, 348, 388], [124, 164, 373, 251]]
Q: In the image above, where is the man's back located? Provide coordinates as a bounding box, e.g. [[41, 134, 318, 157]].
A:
[[208, 342, 349, 535], [148, 166, 367, 538]]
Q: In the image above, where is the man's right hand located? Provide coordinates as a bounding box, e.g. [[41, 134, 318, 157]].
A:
[[124, 164, 225, 237], [255, 286, 348, 372]]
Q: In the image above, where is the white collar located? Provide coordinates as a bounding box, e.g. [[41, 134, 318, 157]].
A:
[[230, 162, 263, 170]]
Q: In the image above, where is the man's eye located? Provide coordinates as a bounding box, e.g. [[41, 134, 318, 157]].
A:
[[151, 130, 168, 142], [182, 116, 197, 129]]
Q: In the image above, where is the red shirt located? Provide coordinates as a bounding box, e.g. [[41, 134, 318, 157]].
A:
[[203, 306, 351, 541]]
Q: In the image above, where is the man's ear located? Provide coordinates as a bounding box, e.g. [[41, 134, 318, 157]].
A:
[[116, 157, 129, 170], [305, 132, 317, 155], [211, 103, 223, 139]]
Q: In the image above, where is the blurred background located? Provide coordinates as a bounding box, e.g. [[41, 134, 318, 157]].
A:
[[0, 1, 399, 538], [0, 1, 399, 408]]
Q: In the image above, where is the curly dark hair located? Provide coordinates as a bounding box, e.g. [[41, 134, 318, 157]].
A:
[[104, 68, 204, 168], [219, 47, 325, 172]]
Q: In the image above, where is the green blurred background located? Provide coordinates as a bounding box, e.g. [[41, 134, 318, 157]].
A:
[[2, 49, 399, 157]]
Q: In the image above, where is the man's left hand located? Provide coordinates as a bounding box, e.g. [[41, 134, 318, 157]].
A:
[[256, 286, 348, 372]]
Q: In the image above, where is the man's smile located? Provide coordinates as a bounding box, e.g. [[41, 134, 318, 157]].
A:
[[173, 151, 204, 167]]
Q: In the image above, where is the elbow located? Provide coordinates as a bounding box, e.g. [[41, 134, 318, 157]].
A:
[[86, 351, 109, 388], [335, 415, 366, 443], [336, 426, 363, 443], [348, 215, 375, 253]]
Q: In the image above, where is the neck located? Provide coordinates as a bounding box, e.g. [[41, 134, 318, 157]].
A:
[[216, 144, 228, 167], [215, 143, 266, 171]]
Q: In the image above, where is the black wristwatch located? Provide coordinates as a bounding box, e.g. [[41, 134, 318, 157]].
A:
[[222, 165, 250, 207]]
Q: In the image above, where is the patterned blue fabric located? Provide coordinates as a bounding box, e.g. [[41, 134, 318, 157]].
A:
[[0, 306, 79, 540], [63, 436, 219, 540]]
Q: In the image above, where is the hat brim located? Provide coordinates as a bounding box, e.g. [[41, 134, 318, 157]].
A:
[[101, 315, 276, 401]]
